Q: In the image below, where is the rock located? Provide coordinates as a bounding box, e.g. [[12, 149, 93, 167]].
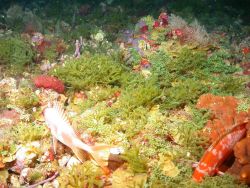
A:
[[43, 182, 54, 188], [78, 4, 91, 16], [40, 150, 52, 163], [240, 164, 250, 185], [66, 156, 81, 169], [10, 174, 21, 188], [52, 179, 60, 188], [58, 155, 71, 167], [19, 168, 32, 185], [107, 154, 125, 171], [15, 142, 41, 168], [0, 109, 20, 128], [40, 60, 52, 72], [0, 183, 8, 188], [0, 170, 8, 185], [19, 167, 45, 185], [0, 77, 17, 90]]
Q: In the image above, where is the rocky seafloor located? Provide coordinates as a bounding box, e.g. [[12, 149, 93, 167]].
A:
[[0, 1, 250, 187]]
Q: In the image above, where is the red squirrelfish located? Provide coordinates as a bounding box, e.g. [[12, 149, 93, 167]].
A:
[[43, 102, 122, 172], [192, 123, 247, 182]]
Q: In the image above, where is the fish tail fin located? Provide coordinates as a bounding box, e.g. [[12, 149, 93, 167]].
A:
[[192, 172, 203, 182], [71, 146, 89, 163]]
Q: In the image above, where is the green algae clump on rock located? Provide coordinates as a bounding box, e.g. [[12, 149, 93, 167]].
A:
[[0, 36, 34, 74], [51, 53, 127, 90]]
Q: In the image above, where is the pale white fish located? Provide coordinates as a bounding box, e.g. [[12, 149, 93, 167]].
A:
[[43, 101, 122, 172]]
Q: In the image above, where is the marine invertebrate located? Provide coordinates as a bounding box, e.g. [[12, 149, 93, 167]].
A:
[[140, 58, 151, 69], [34, 39, 51, 55], [158, 12, 168, 27], [137, 20, 148, 33], [55, 40, 67, 56], [240, 62, 250, 75], [242, 47, 250, 55], [186, 19, 210, 45], [173, 28, 184, 38], [168, 14, 209, 45], [74, 36, 83, 58], [196, 94, 248, 141], [168, 14, 188, 30], [229, 116, 250, 185], [234, 134, 250, 166], [33, 75, 65, 93], [153, 20, 160, 28]]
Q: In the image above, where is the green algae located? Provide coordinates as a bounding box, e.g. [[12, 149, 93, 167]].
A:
[[11, 88, 40, 110], [10, 122, 49, 143], [0, 2, 249, 187], [0, 36, 34, 75], [121, 147, 148, 173], [58, 161, 103, 188], [118, 77, 161, 109], [162, 78, 207, 109], [148, 163, 246, 188], [51, 53, 126, 90]]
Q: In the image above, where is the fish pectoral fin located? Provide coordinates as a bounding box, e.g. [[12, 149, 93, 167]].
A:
[[71, 146, 89, 163], [52, 136, 58, 155]]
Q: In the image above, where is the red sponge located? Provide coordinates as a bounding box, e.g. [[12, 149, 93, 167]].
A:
[[33, 75, 65, 93]]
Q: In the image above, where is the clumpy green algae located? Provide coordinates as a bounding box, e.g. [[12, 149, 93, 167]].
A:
[[0, 36, 34, 75], [0, 1, 250, 187]]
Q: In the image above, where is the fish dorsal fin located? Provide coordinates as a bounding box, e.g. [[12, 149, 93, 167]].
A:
[[53, 101, 71, 126], [52, 101, 82, 138]]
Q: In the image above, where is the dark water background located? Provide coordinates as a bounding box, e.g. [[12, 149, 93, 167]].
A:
[[0, 0, 249, 25]]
